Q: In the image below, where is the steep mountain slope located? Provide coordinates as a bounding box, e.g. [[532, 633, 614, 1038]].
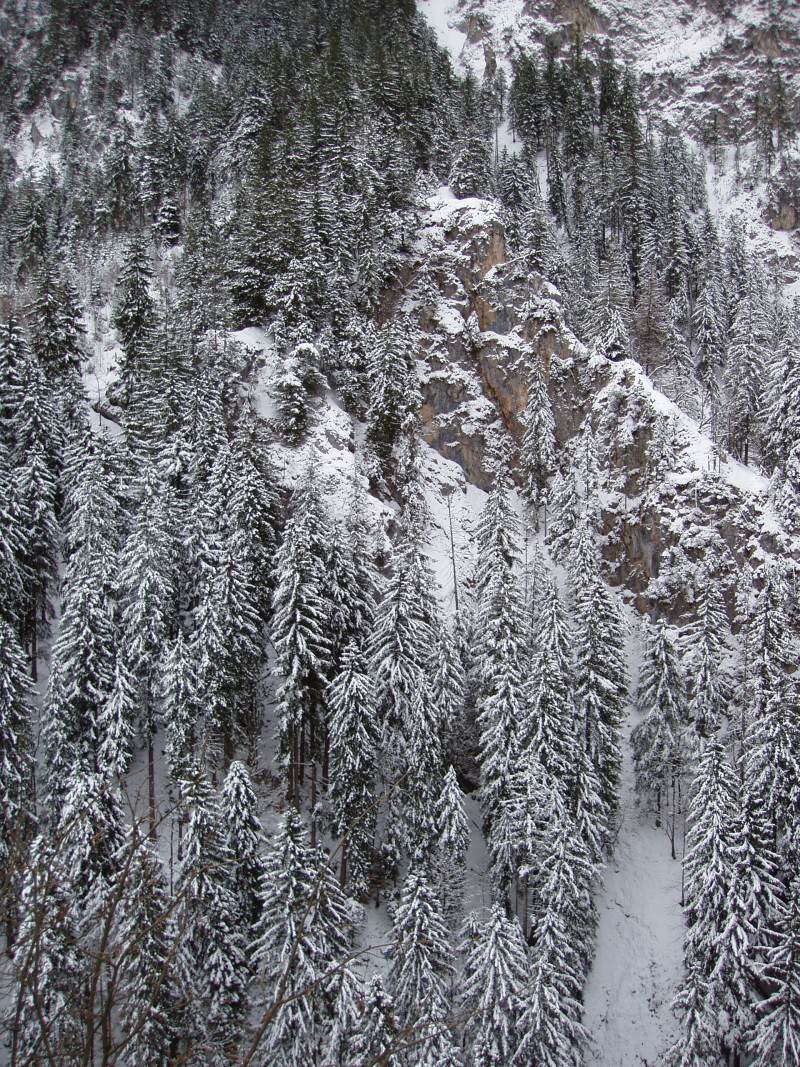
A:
[[1, 2, 800, 1066], [422, 0, 800, 288]]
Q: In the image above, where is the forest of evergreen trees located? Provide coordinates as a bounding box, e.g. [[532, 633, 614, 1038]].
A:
[[1, 0, 799, 1064]]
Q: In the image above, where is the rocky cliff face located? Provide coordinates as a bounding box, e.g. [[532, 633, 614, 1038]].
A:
[[407, 189, 793, 621]]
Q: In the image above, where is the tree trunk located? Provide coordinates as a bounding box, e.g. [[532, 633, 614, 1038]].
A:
[[30, 602, 37, 682], [147, 701, 156, 843], [339, 843, 347, 890], [310, 761, 317, 848], [321, 724, 330, 793]]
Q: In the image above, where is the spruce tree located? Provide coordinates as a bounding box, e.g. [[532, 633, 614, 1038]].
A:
[[0, 619, 34, 943], [112, 235, 156, 403], [220, 760, 267, 933], [460, 905, 530, 1067], [435, 766, 470, 923], [631, 621, 686, 850], [251, 811, 354, 1067], [271, 478, 331, 802], [571, 523, 627, 838], [753, 876, 800, 1065], [117, 834, 181, 1067], [388, 860, 455, 1063], [675, 736, 754, 1064], [12, 836, 85, 1064], [350, 975, 399, 1067], [520, 577, 576, 792], [175, 771, 249, 1061], [521, 352, 556, 529], [515, 792, 593, 1067], [327, 642, 378, 897]]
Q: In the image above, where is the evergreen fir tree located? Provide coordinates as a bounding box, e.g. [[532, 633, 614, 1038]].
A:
[[520, 578, 576, 793], [175, 771, 249, 1061], [752, 876, 800, 1065], [435, 765, 470, 923], [220, 760, 267, 933], [0, 619, 34, 942], [271, 479, 332, 802], [460, 905, 530, 1067], [112, 235, 156, 402], [388, 859, 455, 1062], [571, 524, 627, 839], [327, 642, 378, 898], [12, 835, 85, 1064], [350, 975, 399, 1067], [117, 833, 182, 1067], [631, 621, 686, 846], [251, 810, 354, 1067], [515, 791, 593, 1067], [676, 736, 753, 1065]]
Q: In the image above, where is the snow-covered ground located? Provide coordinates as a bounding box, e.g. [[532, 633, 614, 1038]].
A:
[[583, 622, 685, 1067]]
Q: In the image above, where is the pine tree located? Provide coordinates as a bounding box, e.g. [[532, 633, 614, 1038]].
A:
[[388, 860, 455, 1062], [271, 477, 332, 802], [687, 575, 729, 741], [321, 966, 362, 1067], [435, 766, 470, 923], [350, 975, 399, 1067], [98, 657, 137, 779], [220, 760, 267, 933], [12, 835, 85, 1064], [118, 464, 175, 824], [327, 642, 378, 897], [449, 130, 493, 199], [194, 520, 262, 765], [752, 876, 800, 1066], [175, 771, 249, 1061], [571, 524, 627, 838], [515, 791, 593, 1067], [365, 318, 421, 471], [693, 279, 724, 398], [631, 621, 686, 849], [117, 834, 181, 1067], [743, 566, 800, 850], [251, 811, 354, 1067], [521, 352, 556, 528], [478, 559, 525, 850], [0, 619, 34, 942], [473, 444, 520, 604], [520, 578, 576, 792], [112, 235, 156, 402], [460, 906, 530, 1067], [28, 263, 86, 379], [667, 962, 717, 1067], [369, 530, 438, 858], [547, 467, 582, 563], [13, 350, 60, 671], [724, 286, 767, 464], [43, 568, 116, 816], [160, 630, 200, 781], [676, 736, 754, 1064], [57, 768, 125, 914], [431, 622, 466, 762]]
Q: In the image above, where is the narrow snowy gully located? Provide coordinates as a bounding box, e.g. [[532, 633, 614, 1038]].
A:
[[582, 628, 685, 1066]]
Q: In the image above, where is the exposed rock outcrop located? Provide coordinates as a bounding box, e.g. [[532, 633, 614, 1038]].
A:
[[409, 190, 791, 620]]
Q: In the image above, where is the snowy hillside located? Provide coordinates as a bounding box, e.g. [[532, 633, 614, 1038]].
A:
[[1, 2, 800, 1066]]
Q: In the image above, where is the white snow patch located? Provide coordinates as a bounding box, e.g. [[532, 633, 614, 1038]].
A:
[[418, 0, 473, 72], [583, 620, 684, 1066]]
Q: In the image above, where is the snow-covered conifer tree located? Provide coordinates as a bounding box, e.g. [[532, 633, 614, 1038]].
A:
[[328, 642, 378, 896], [460, 905, 530, 1066], [220, 760, 267, 933]]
